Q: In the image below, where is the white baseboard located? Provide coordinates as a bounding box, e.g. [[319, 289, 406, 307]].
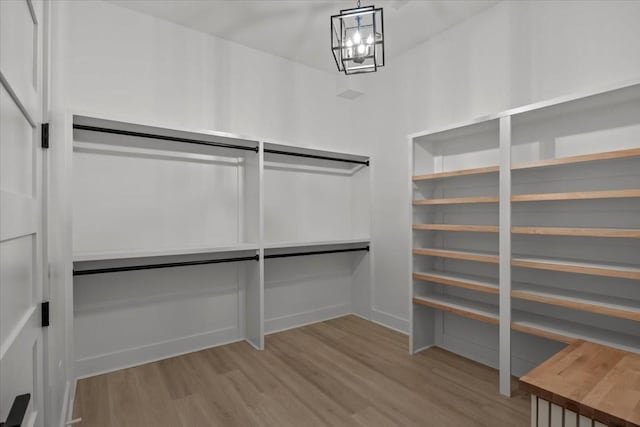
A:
[[75, 326, 242, 379], [371, 308, 409, 334], [265, 304, 350, 335]]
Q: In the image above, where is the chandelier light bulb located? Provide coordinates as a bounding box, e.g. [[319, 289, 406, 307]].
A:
[[357, 44, 366, 55], [366, 34, 374, 44], [346, 39, 353, 47], [353, 31, 361, 44]]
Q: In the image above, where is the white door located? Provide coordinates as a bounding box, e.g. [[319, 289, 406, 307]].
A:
[[0, 0, 46, 426]]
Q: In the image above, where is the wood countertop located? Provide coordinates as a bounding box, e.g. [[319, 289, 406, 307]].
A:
[[520, 340, 640, 427]]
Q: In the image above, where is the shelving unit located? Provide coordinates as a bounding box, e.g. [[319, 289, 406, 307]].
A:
[[512, 189, 640, 202], [413, 294, 499, 325], [413, 196, 499, 205], [414, 224, 498, 233], [511, 284, 640, 321], [410, 80, 640, 397], [70, 114, 371, 378], [413, 271, 499, 294], [511, 311, 639, 353], [511, 256, 640, 280], [511, 226, 640, 238], [262, 141, 371, 335], [413, 248, 499, 264], [411, 116, 502, 383], [412, 165, 499, 181]]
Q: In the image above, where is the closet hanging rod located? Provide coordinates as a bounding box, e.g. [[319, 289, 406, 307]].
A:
[[73, 124, 260, 152], [73, 254, 260, 276], [264, 246, 369, 259], [264, 148, 370, 166]]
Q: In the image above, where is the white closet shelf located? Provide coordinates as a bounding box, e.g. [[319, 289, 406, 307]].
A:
[[73, 243, 259, 262], [413, 248, 499, 264], [263, 141, 369, 167], [413, 196, 499, 205], [512, 189, 640, 202], [511, 256, 640, 280], [413, 271, 499, 294], [512, 283, 640, 321], [511, 147, 640, 171], [512, 226, 640, 238], [412, 166, 499, 181], [263, 238, 370, 251], [413, 294, 499, 325], [511, 311, 640, 353], [413, 224, 499, 233]]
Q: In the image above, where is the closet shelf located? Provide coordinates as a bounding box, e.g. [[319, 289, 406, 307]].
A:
[[413, 224, 498, 233], [511, 311, 640, 353], [512, 189, 640, 202], [73, 243, 260, 263], [413, 196, 499, 205], [512, 284, 640, 321], [512, 226, 640, 238], [413, 271, 499, 294], [412, 166, 499, 181], [413, 294, 499, 325], [511, 147, 640, 171], [511, 256, 640, 280], [263, 238, 370, 250], [413, 248, 499, 264]]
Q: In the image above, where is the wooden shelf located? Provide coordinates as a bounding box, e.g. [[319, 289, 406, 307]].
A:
[[512, 226, 640, 238], [413, 294, 499, 325], [512, 189, 640, 202], [413, 248, 499, 264], [413, 271, 498, 294], [511, 147, 640, 171], [511, 311, 640, 353], [413, 224, 498, 233], [413, 196, 499, 205], [512, 284, 640, 321], [412, 166, 499, 181], [511, 256, 640, 280]]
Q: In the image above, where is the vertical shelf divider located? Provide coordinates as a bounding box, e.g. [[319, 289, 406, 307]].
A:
[[499, 115, 512, 397]]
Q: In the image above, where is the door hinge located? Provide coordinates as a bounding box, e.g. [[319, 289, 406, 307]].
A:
[[41, 301, 50, 327], [41, 123, 49, 149]]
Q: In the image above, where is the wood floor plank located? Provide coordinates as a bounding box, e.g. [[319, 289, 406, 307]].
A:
[[73, 315, 529, 426]]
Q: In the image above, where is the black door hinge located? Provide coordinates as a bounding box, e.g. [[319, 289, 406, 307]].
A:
[[41, 123, 49, 149], [41, 301, 50, 327], [0, 393, 30, 427]]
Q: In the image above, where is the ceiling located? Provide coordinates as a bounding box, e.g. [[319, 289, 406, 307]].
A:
[[108, 0, 499, 73]]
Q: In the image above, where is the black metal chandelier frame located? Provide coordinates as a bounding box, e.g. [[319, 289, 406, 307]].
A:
[[331, 1, 385, 75]]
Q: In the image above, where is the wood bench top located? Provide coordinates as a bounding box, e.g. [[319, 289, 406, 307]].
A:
[[520, 340, 640, 427]]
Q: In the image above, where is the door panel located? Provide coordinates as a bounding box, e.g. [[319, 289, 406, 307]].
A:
[[0, 84, 36, 197], [0, 0, 44, 425], [0, 0, 40, 119]]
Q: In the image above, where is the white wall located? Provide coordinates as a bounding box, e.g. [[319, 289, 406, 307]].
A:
[[357, 0, 640, 334]]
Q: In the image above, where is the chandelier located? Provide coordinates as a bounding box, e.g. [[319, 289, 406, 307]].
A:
[[331, 0, 385, 75]]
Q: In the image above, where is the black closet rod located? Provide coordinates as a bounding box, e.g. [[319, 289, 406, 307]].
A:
[[73, 124, 260, 152], [73, 254, 260, 276], [264, 148, 370, 166], [264, 246, 369, 260]]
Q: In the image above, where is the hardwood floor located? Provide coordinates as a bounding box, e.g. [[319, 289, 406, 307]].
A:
[[73, 316, 530, 426]]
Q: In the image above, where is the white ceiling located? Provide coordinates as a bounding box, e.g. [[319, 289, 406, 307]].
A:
[[107, 0, 499, 73]]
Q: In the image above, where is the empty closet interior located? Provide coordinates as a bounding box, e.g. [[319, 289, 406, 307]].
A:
[[71, 114, 371, 377]]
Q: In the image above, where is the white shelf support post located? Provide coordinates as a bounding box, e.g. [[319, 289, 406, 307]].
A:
[[499, 115, 512, 396]]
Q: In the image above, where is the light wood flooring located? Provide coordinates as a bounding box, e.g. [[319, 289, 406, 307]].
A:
[[73, 315, 530, 426]]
